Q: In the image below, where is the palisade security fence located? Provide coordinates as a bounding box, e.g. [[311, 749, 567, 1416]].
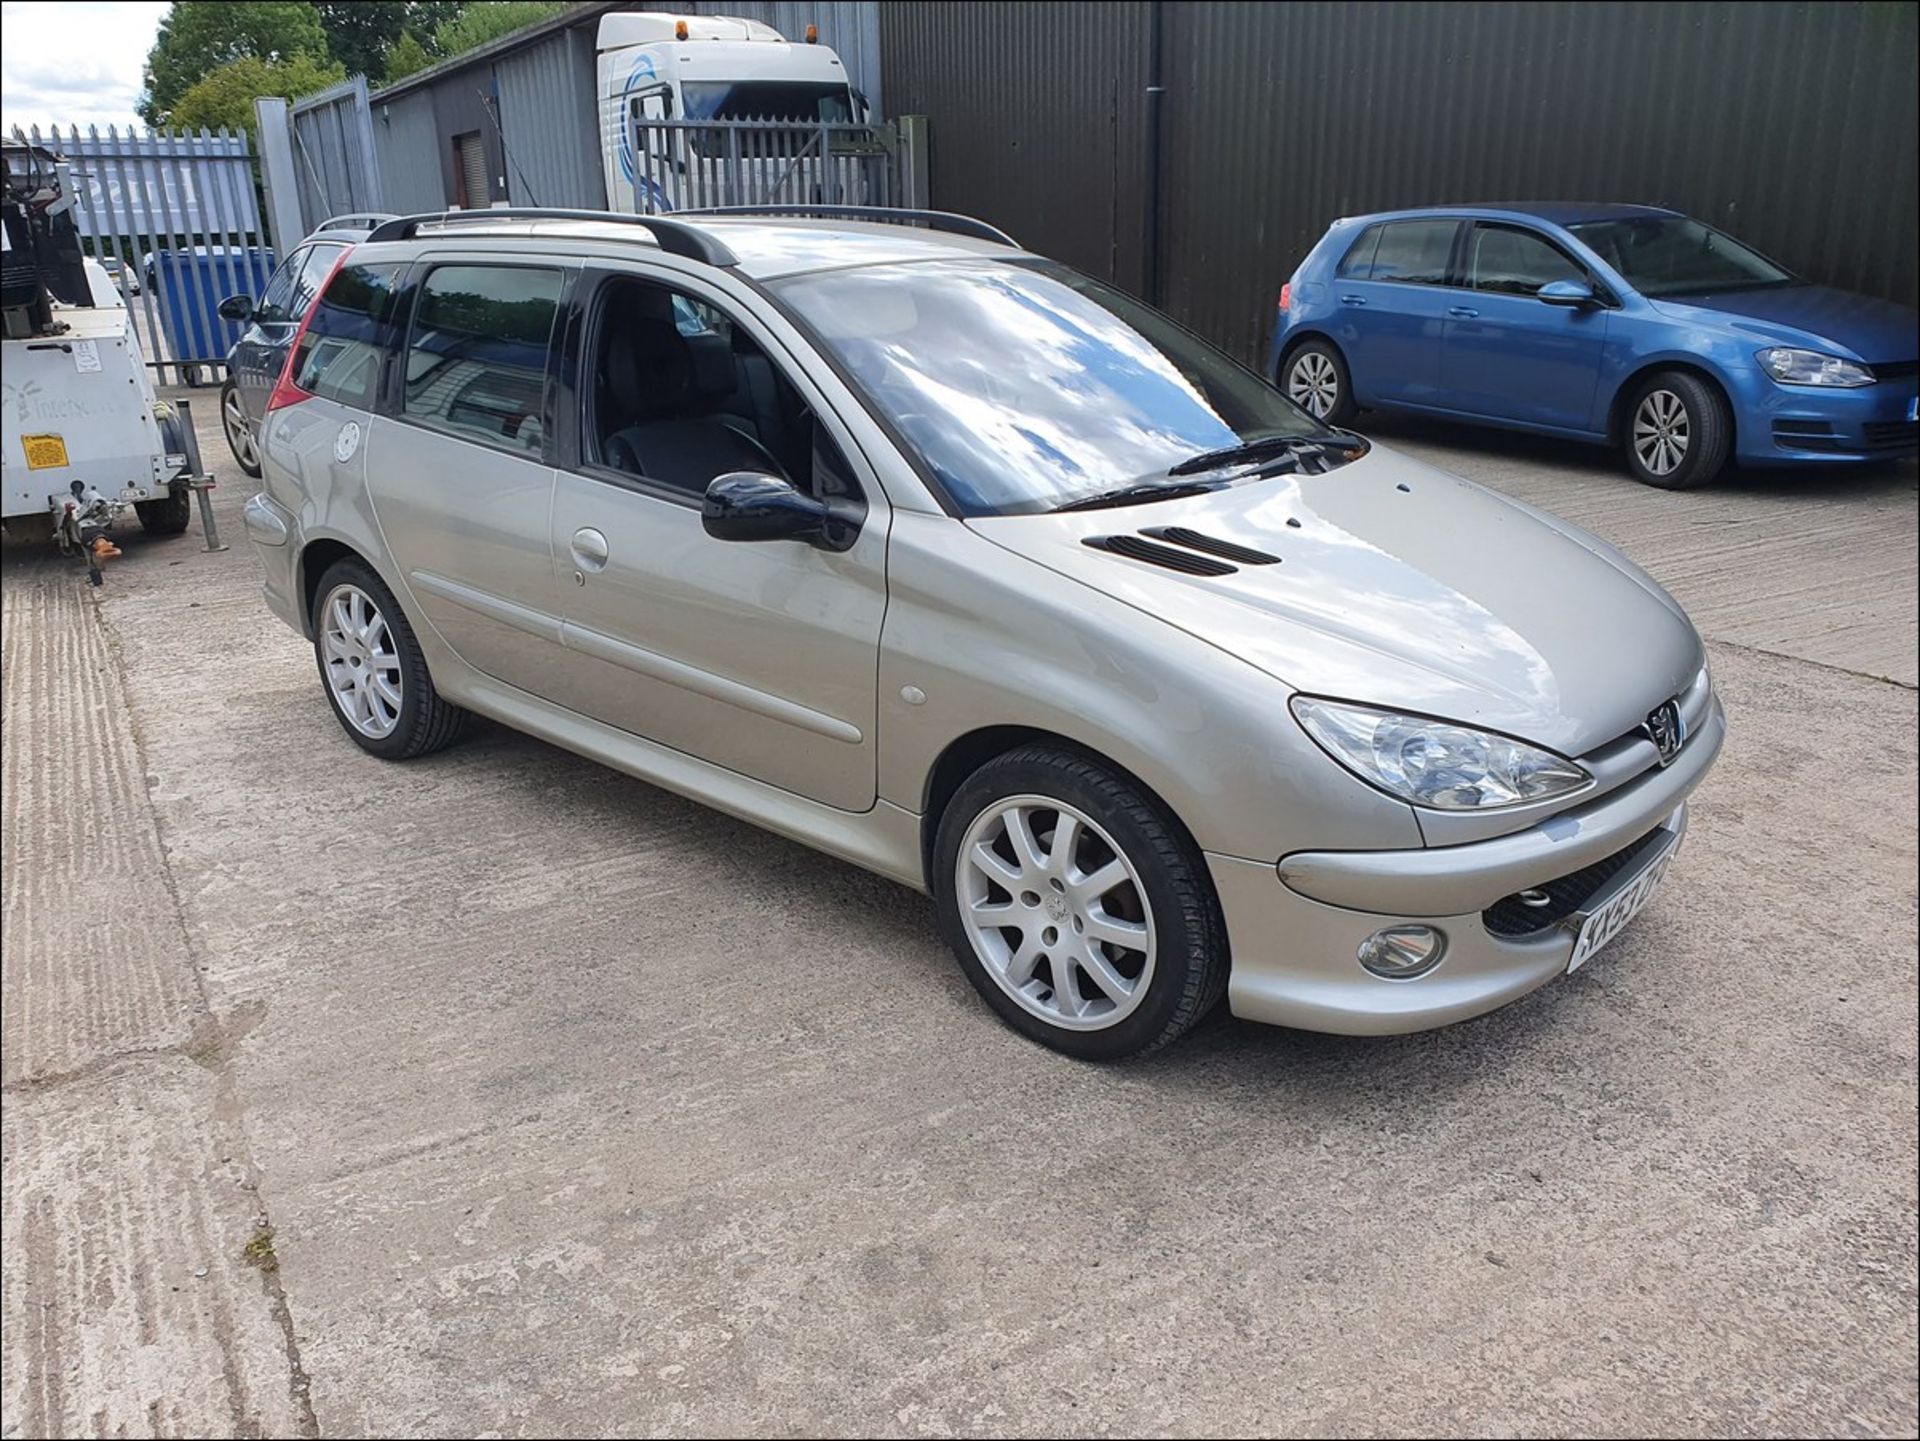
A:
[[11, 124, 271, 385], [627, 117, 908, 212]]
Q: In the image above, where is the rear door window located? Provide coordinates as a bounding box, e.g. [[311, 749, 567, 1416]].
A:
[[1467, 225, 1587, 295], [253, 245, 310, 322], [1365, 219, 1460, 285], [402, 264, 564, 456], [291, 261, 408, 411], [287, 241, 347, 318]]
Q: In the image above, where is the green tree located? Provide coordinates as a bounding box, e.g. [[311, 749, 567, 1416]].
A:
[[168, 52, 348, 137], [141, 2, 330, 125], [314, 1, 467, 79], [383, 30, 435, 84], [430, 1, 570, 58]]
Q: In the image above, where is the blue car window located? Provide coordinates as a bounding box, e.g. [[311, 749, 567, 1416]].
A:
[[1335, 225, 1382, 279], [1367, 220, 1458, 285], [1468, 226, 1585, 296]]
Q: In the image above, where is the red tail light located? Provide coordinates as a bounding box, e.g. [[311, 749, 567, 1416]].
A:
[[264, 247, 352, 413], [1278, 282, 1292, 312]]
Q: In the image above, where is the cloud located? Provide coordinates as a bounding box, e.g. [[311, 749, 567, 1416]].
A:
[[2, 2, 171, 135]]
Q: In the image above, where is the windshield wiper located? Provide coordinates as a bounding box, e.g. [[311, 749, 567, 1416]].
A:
[[1167, 433, 1350, 476], [1053, 479, 1225, 513]]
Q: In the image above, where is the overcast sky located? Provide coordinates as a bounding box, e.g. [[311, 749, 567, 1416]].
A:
[[2, 1, 170, 137]]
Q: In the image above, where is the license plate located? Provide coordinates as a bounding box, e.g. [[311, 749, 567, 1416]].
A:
[[1567, 834, 1679, 973], [22, 434, 68, 469]]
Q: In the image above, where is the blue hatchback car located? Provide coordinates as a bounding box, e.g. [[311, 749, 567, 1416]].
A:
[[1269, 204, 1919, 488]]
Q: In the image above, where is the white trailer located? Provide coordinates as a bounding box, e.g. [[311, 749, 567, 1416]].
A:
[[3, 140, 202, 580], [596, 11, 863, 213]]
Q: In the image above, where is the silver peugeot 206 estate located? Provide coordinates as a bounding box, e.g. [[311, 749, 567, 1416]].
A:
[[243, 206, 1724, 1059]]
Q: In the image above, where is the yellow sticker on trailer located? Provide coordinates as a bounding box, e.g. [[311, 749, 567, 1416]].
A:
[[22, 434, 69, 469]]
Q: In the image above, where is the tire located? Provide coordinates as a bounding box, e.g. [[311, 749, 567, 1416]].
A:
[[220, 381, 263, 478], [311, 558, 467, 760], [1280, 338, 1357, 425], [135, 489, 192, 535], [1623, 370, 1730, 490], [932, 745, 1229, 1060]]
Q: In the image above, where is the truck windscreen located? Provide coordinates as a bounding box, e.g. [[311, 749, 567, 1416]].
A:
[[681, 81, 853, 122]]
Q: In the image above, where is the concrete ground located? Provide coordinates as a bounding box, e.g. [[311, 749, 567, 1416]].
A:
[[2, 395, 1915, 1439]]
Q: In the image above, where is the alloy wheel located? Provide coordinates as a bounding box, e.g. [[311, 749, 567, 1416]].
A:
[[321, 584, 403, 739], [223, 389, 259, 470], [1633, 389, 1690, 477], [1288, 351, 1339, 418], [954, 795, 1157, 1031]]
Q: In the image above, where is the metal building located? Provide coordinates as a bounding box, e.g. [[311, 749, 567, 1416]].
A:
[[882, 0, 1920, 366]]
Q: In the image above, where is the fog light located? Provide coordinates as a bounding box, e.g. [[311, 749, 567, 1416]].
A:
[[1358, 924, 1446, 979]]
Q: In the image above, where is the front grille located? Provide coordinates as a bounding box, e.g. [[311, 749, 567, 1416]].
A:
[[1482, 827, 1668, 938], [1869, 360, 1918, 386], [1861, 420, 1919, 453]]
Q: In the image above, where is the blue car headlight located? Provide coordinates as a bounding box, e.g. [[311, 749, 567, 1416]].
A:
[[1756, 347, 1874, 387]]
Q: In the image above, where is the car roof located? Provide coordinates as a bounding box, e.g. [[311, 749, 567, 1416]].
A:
[[353, 213, 1022, 281], [1347, 202, 1682, 228]]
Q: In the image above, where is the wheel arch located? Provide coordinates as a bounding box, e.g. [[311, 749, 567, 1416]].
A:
[[1273, 328, 1342, 384], [918, 724, 1211, 891], [1606, 359, 1738, 451], [298, 536, 372, 637]]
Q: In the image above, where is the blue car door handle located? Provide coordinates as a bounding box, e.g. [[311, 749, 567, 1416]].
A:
[[1448, 305, 1480, 318], [1339, 294, 1367, 306]]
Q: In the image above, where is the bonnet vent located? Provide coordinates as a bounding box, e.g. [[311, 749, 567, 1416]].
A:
[[1140, 526, 1281, 565], [1082, 534, 1237, 577]]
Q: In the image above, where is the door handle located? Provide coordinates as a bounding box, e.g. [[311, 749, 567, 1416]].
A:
[[1448, 305, 1480, 319], [570, 527, 610, 573], [1339, 294, 1367, 306]]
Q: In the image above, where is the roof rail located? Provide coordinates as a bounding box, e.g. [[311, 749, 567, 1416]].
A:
[[683, 205, 1020, 249], [362, 209, 738, 267], [316, 212, 399, 232]]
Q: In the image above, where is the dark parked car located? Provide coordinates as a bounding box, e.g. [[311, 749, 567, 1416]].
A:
[[1269, 204, 1919, 488], [217, 214, 394, 476]]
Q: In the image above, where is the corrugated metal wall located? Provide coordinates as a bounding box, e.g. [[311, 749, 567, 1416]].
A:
[[290, 77, 382, 229], [496, 25, 608, 208], [371, 89, 443, 215], [883, 0, 1920, 366], [882, 0, 1149, 290]]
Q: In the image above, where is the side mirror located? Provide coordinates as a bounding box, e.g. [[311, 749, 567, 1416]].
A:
[[218, 294, 254, 322], [703, 472, 856, 550], [1537, 279, 1598, 308]]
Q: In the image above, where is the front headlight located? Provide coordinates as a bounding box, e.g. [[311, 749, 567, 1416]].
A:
[[1291, 698, 1592, 810], [1756, 347, 1873, 387]]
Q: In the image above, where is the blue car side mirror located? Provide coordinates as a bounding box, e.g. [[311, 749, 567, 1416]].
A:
[[1537, 279, 1598, 307]]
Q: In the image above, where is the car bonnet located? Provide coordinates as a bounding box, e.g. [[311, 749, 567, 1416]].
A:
[[966, 446, 1704, 758]]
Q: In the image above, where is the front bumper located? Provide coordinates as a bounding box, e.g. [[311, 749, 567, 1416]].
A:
[[1733, 369, 1918, 464], [1215, 694, 1724, 1035]]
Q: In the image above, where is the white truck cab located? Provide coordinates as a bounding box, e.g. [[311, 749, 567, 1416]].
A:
[[596, 11, 862, 213]]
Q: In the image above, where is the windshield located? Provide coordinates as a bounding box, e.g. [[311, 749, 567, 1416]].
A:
[[1570, 215, 1793, 296], [771, 259, 1330, 516], [681, 80, 853, 122]]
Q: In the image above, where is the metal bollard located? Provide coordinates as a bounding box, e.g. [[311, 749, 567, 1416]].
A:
[[171, 398, 227, 552]]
